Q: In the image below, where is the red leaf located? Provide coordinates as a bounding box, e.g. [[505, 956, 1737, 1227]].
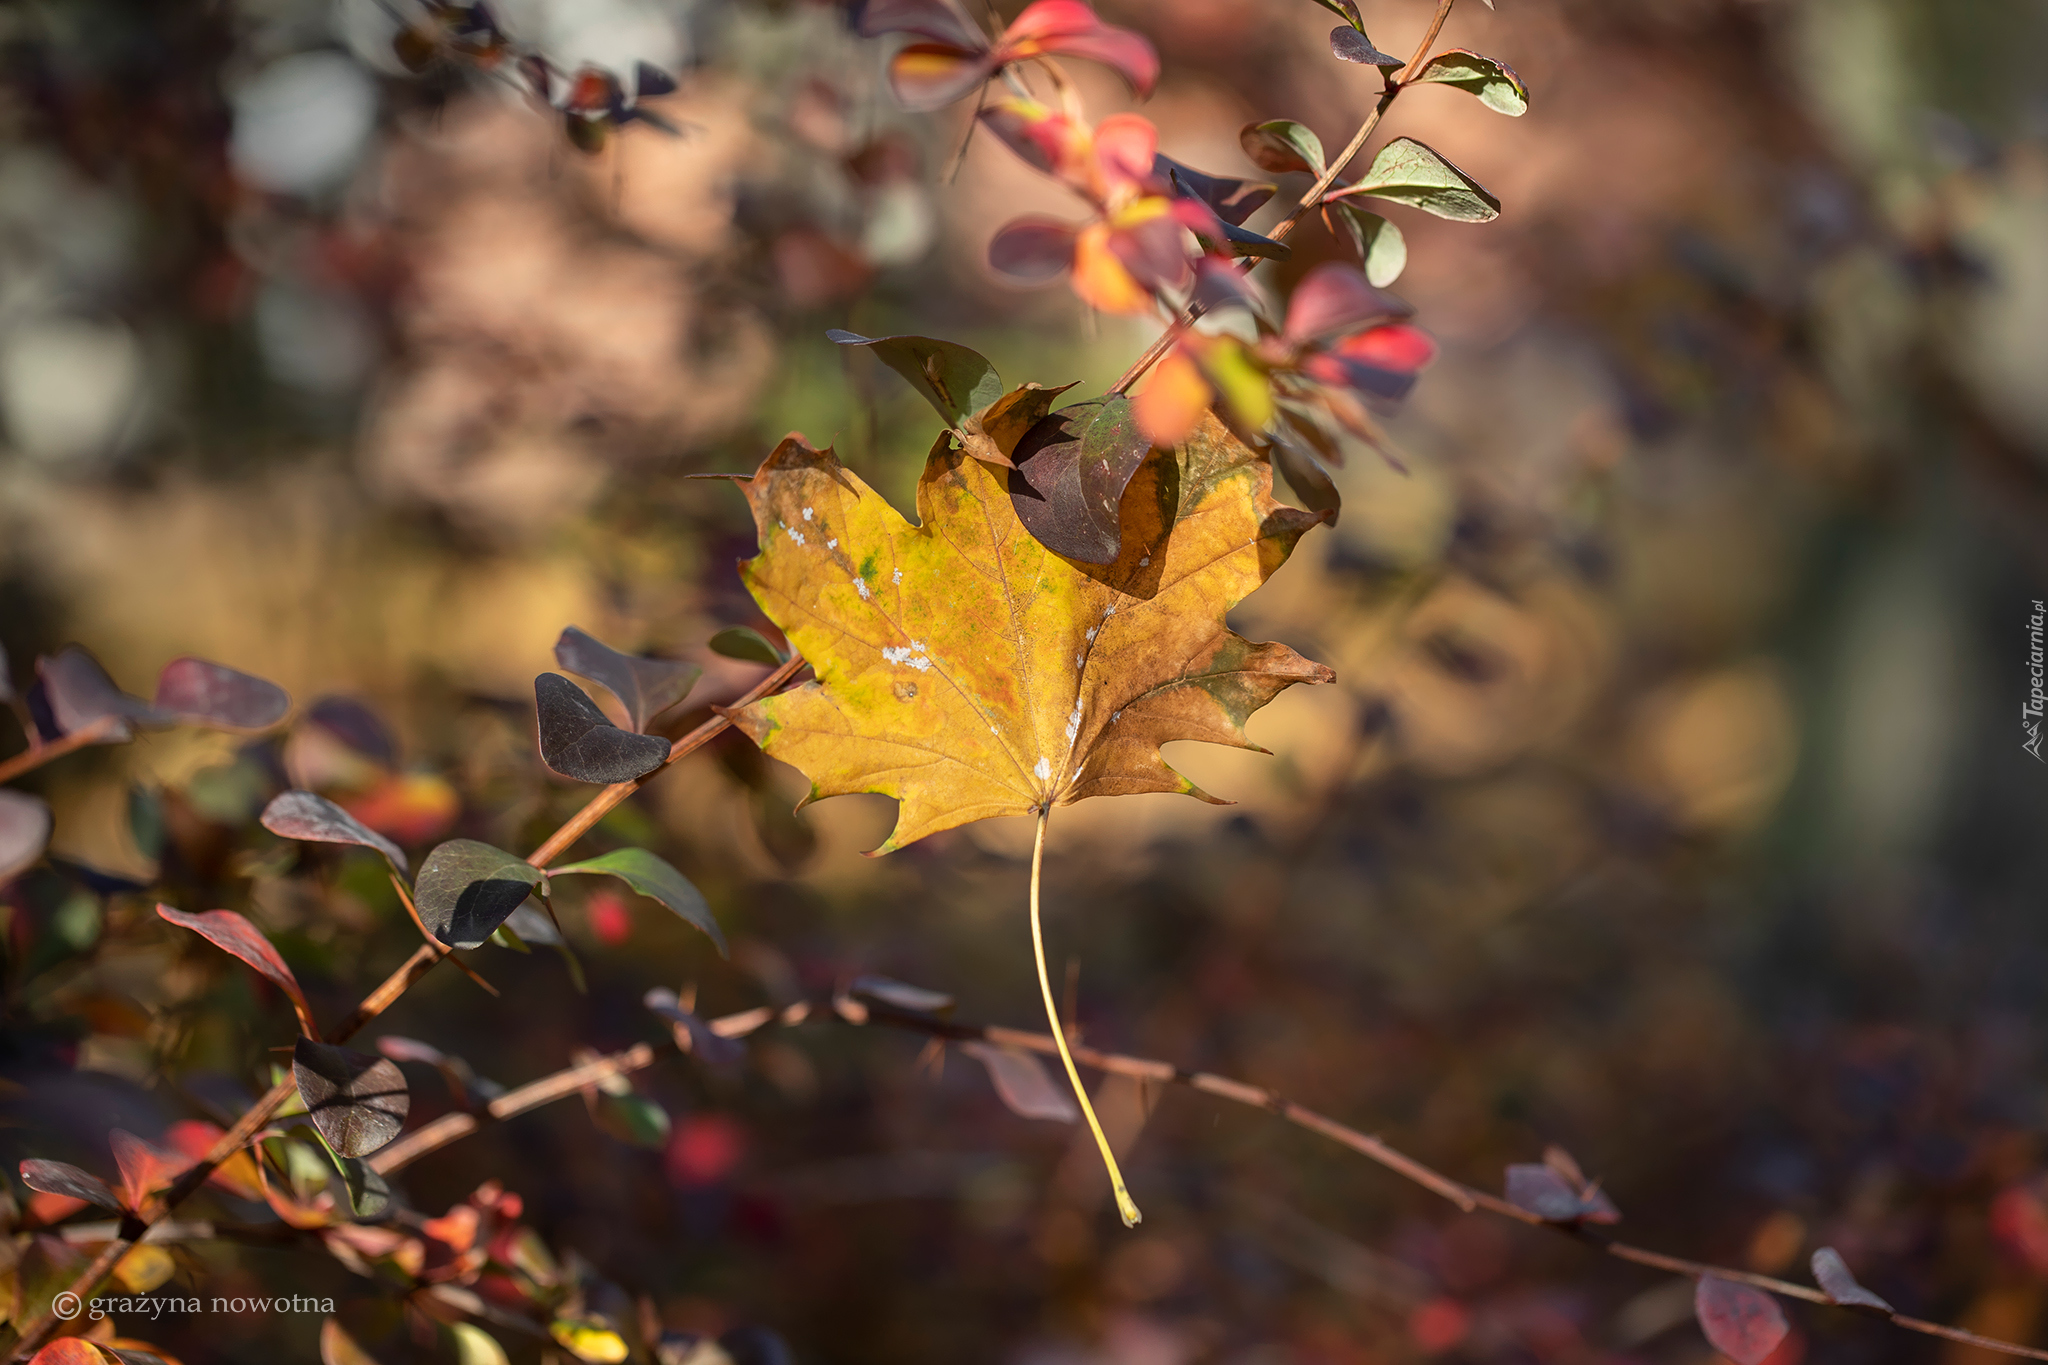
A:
[[29, 1342, 110, 1365], [1283, 262, 1412, 342], [1695, 1276, 1789, 1365], [164, 1120, 267, 1203], [108, 1129, 187, 1213], [1335, 323, 1437, 373], [1000, 0, 1158, 96], [157, 904, 318, 1038]]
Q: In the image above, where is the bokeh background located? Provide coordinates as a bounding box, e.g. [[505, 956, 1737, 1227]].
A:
[[4, 0, 2048, 1360]]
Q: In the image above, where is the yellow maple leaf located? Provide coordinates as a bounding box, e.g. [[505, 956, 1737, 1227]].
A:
[[727, 411, 1333, 852]]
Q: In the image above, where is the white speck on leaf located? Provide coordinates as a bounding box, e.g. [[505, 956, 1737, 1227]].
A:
[[1085, 627, 1097, 641], [1033, 757, 1051, 781], [827, 538, 838, 549], [782, 522, 805, 546], [856, 579, 871, 599], [802, 507, 814, 521], [1139, 555, 1149, 567], [893, 568, 903, 584], [1104, 604, 1116, 616]]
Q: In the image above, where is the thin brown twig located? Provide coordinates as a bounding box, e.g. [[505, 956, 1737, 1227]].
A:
[[0, 715, 125, 785], [830, 1000, 2048, 1363], [1108, 0, 1456, 397], [6, 655, 811, 1359], [48, 985, 2048, 1365], [369, 1042, 663, 1174]]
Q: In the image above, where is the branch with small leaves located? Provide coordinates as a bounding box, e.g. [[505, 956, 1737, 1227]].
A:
[[3, 638, 806, 1361]]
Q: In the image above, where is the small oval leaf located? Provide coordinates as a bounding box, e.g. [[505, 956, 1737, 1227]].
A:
[[1008, 396, 1156, 564], [850, 975, 955, 1015], [549, 847, 724, 954], [1409, 48, 1529, 116], [109, 1128, 188, 1211], [1330, 25, 1403, 66], [1694, 1276, 1789, 1365], [293, 1037, 411, 1157], [414, 840, 548, 949], [961, 1041, 1079, 1122], [553, 627, 700, 732], [37, 645, 162, 740], [19, 1157, 124, 1211], [708, 627, 786, 666], [338, 1155, 391, 1218], [826, 329, 1005, 425], [153, 657, 291, 731], [1350, 137, 1501, 222], [1240, 119, 1327, 177], [1811, 1247, 1894, 1315], [536, 674, 669, 784], [261, 790, 409, 874], [1329, 204, 1407, 286], [157, 904, 318, 1037]]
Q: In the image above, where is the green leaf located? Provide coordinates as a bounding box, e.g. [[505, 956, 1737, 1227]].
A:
[[591, 1090, 671, 1149], [1350, 137, 1501, 222], [826, 330, 1005, 426], [549, 847, 724, 954], [1240, 120, 1326, 177], [337, 1155, 391, 1219], [1409, 48, 1528, 116], [708, 626, 786, 666], [1329, 204, 1407, 285], [414, 839, 549, 949], [1272, 439, 1342, 523]]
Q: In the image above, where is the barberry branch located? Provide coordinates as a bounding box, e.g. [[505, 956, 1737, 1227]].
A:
[[1108, 0, 1457, 397], [80, 984, 2048, 1365], [0, 715, 125, 785], [4, 654, 811, 1360]]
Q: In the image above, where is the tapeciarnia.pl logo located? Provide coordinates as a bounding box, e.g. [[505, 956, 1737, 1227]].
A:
[[2026, 599, 2045, 762]]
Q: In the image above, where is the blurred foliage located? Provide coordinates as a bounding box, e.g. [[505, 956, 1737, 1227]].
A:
[[3, 0, 2048, 1361]]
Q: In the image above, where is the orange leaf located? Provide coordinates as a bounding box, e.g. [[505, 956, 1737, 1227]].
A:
[[724, 415, 1331, 851], [1071, 222, 1152, 314], [1134, 349, 1211, 446]]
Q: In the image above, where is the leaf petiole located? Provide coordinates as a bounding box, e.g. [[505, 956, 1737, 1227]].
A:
[[1029, 806, 1142, 1227]]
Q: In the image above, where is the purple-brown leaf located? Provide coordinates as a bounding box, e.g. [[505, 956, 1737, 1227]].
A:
[[293, 1037, 410, 1157], [961, 1041, 1078, 1122], [1811, 1247, 1893, 1314], [158, 903, 319, 1037], [19, 1157, 124, 1211], [535, 673, 669, 784], [36, 645, 163, 741], [1695, 1276, 1788, 1365], [1008, 395, 1156, 564], [153, 657, 291, 731], [260, 790, 409, 873], [1330, 25, 1403, 66], [552, 627, 701, 732]]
